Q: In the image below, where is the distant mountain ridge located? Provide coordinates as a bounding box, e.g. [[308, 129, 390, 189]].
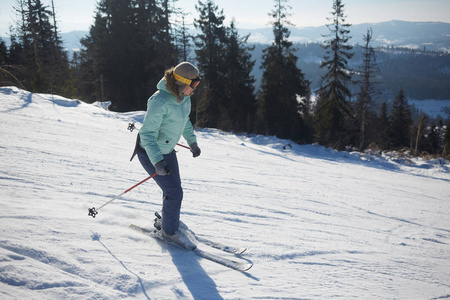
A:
[[241, 20, 450, 52], [2, 20, 449, 53]]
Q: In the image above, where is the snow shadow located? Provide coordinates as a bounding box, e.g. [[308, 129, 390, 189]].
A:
[[49, 96, 80, 108], [0, 87, 33, 112], [240, 133, 450, 178], [165, 245, 224, 300], [1, 87, 79, 112], [90, 232, 151, 299]]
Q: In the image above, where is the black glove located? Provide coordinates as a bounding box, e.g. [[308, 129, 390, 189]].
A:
[[155, 160, 172, 176], [190, 142, 201, 158]]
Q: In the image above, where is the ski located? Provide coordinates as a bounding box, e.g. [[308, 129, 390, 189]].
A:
[[129, 224, 253, 272], [193, 248, 252, 272], [154, 212, 247, 255], [184, 229, 247, 255]]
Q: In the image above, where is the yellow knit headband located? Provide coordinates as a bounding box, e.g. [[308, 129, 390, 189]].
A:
[[173, 72, 193, 85]]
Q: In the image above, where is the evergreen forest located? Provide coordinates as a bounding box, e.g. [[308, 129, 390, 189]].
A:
[[1, 0, 449, 157]]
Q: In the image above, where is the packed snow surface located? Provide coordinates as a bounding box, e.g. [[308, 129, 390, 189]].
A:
[[1, 87, 449, 299]]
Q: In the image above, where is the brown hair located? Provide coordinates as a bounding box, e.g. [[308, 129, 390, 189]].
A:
[[164, 67, 182, 97]]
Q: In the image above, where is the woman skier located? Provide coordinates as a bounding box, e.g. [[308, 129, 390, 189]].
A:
[[133, 62, 201, 249]]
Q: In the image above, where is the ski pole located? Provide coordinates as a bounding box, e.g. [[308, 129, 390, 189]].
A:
[[128, 123, 191, 150], [88, 172, 157, 218], [176, 143, 191, 150]]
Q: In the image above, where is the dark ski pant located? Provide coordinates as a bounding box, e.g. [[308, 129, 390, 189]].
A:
[[137, 146, 182, 235]]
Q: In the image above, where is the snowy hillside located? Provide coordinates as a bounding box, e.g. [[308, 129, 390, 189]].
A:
[[1, 86, 449, 299]]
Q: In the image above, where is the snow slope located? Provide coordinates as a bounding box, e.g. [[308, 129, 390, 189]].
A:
[[1, 86, 449, 299]]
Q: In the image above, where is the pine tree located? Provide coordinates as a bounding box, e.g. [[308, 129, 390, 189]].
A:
[[78, 0, 177, 111], [256, 0, 311, 142], [356, 28, 380, 151], [223, 20, 257, 133], [0, 39, 25, 87], [175, 15, 193, 61], [389, 89, 412, 149], [413, 113, 426, 156], [8, 0, 69, 94], [0, 38, 8, 78], [314, 0, 353, 148], [4, 34, 26, 87], [423, 122, 440, 155], [156, 0, 177, 67], [376, 101, 390, 149], [194, 0, 227, 128], [0, 39, 7, 66], [168, 2, 193, 62], [444, 121, 450, 158], [76, 11, 109, 102]]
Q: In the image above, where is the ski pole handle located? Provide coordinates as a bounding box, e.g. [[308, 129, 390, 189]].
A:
[[88, 173, 157, 218]]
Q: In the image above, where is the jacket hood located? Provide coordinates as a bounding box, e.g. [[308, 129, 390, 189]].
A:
[[156, 78, 188, 104]]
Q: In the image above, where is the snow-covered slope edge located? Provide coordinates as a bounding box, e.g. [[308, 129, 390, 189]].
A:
[[1, 87, 449, 299]]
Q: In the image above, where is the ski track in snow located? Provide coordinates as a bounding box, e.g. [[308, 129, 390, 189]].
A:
[[1, 86, 450, 299]]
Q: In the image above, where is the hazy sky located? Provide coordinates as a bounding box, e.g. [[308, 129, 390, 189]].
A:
[[1, 0, 450, 36]]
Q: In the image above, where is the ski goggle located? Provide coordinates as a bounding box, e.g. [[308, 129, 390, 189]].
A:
[[174, 72, 201, 89]]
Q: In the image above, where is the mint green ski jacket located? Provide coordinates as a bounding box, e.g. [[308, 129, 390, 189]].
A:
[[139, 78, 197, 165]]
